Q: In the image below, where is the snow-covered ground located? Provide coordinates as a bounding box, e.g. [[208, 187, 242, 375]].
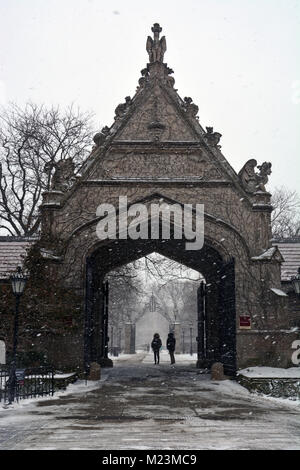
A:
[[0, 353, 299, 450], [109, 350, 199, 364], [238, 366, 300, 378]]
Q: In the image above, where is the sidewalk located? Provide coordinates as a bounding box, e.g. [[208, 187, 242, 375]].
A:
[[0, 355, 299, 449], [141, 350, 198, 364]]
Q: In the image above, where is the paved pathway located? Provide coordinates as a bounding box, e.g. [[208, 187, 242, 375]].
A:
[[0, 353, 299, 450]]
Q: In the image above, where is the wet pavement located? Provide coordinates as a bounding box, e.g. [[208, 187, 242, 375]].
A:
[[0, 352, 300, 450]]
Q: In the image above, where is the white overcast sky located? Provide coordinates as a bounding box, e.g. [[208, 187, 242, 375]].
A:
[[0, 0, 299, 193]]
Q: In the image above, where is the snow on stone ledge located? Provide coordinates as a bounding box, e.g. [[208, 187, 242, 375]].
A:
[[238, 367, 300, 378], [270, 288, 288, 297]]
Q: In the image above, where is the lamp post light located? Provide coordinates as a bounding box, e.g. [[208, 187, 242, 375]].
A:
[[8, 266, 27, 403], [291, 267, 300, 297]]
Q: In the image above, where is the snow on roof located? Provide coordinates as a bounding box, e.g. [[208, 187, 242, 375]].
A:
[[274, 239, 300, 282], [0, 237, 299, 283], [0, 237, 36, 280], [251, 246, 277, 261]]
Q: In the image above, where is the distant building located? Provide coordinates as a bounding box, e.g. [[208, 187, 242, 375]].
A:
[[136, 310, 170, 351], [0, 236, 36, 282], [274, 238, 300, 330]]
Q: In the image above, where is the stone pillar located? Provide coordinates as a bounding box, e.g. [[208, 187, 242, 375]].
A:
[[124, 323, 136, 354], [40, 190, 64, 238], [211, 362, 226, 381], [41, 190, 64, 206], [88, 362, 101, 381]]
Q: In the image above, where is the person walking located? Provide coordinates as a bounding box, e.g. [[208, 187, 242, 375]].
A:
[[151, 333, 162, 365], [167, 332, 176, 364]]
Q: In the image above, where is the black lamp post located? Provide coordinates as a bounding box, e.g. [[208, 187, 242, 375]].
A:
[[291, 267, 300, 297], [196, 281, 206, 368], [110, 325, 114, 355], [8, 266, 27, 403], [189, 322, 193, 356]]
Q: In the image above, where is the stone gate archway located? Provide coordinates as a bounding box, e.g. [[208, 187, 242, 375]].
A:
[[81, 194, 241, 375], [39, 24, 292, 373]]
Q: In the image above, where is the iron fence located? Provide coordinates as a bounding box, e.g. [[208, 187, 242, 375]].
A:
[[0, 365, 55, 404]]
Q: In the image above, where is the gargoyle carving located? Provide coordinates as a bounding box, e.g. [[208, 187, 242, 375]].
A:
[[256, 162, 272, 191], [238, 159, 272, 193], [204, 127, 222, 147], [166, 67, 175, 88], [114, 96, 132, 120], [138, 68, 150, 89], [146, 23, 167, 63], [44, 158, 76, 192], [93, 126, 110, 147], [183, 97, 199, 119]]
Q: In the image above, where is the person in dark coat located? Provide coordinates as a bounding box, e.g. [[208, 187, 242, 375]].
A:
[[166, 332, 176, 364], [151, 333, 162, 364]]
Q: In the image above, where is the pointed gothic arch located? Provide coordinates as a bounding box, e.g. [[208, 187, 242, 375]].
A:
[[84, 230, 235, 373]]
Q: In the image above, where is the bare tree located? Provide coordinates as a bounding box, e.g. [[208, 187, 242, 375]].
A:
[[136, 252, 202, 285], [0, 102, 94, 236], [107, 263, 143, 326], [271, 186, 300, 239], [106, 254, 201, 335], [154, 279, 197, 324]]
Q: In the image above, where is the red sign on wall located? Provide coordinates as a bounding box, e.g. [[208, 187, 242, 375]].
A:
[[239, 315, 251, 329]]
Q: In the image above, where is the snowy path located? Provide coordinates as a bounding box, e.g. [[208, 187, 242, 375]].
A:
[[0, 352, 299, 450]]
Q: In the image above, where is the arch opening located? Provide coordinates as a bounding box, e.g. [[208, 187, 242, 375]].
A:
[[106, 253, 203, 364], [84, 233, 236, 376]]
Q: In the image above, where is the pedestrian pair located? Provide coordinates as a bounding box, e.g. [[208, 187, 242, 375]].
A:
[[151, 332, 176, 365]]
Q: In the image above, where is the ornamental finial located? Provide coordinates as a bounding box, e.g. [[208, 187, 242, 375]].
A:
[[146, 23, 167, 63], [151, 23, 162, 35]]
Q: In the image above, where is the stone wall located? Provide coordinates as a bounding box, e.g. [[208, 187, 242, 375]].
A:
[[237, 374, 300, 399]]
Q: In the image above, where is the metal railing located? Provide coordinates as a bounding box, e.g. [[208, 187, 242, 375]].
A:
[[0, 365, 55, 404]]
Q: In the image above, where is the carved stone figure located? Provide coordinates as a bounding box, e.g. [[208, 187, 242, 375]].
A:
[[238, 159, 257, 193], [146, 23, 167, 63], [44, 158, 76, 192], [183, 97, 199, 119], [137, 68, 150, 89], [114, 96, 132, 120], [238, 159, 272, 193], [166, 67, 175, 88], [93, 126, 110, 147], [147, 97, 166, 141], [204, 127, 222, 147], [256, 162, 272, 191]]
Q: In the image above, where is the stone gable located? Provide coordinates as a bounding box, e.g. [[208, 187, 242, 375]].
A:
[[117, 85, 198, 142]]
